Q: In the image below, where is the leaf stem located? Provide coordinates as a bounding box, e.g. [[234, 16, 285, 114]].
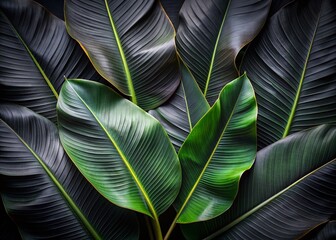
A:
[[164, 217, 178, 240], [144, 216, 155, 240], [151, 217, 163, 240]]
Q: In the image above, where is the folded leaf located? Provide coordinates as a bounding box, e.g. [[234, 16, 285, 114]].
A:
[[176, 0, 271, 104], [0, 0, 104, 123], [181, 125, 336, 239], [65, 0, 180, 110], [149, 62, 210, 152], [57, 80, 181, 223], [160, 0, 184, 28], [174, 74, 257, 223], [0, 104, 138, 239], [303, 220, 336, 240], [241, 0, 336, 149]]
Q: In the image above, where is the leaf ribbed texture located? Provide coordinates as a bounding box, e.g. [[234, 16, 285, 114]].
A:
[[181, 125, 336, 239], [174, 74, 257, 223], [149, 62, 210, 152], [241, 0, 336, 149], [57, 79, 181, 218], [176, 0, 270, 104], [65, 0, 180, 110], [0, 104, 138, 240], [0, 0, 104, 123]]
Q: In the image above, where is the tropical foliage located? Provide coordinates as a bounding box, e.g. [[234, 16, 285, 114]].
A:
[[0, 0, 335, 239]]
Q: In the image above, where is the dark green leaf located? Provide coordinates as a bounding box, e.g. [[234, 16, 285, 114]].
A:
[[241, 0, 336, 149], [173, 74, 257, 223], [149, 62, 210, 152], [65, 0, 181, 110], [176, 0, 271, 104], [181, 125, 336, 239], [0, 104, 138, 239], [0, 0, 104, 123], [57, 80, 181, 223]]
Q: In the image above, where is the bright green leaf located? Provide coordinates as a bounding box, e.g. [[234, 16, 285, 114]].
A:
[[57, 79, 181, 223], [174, 74, 257, 223]]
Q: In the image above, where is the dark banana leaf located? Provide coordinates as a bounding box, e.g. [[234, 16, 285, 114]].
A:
[[0, 0, 104, 123], [0, 198, 21, 240], [180, 125, 336, 239], [0, 104, 138, 239], [160, 0, 184, 29], [176, 0, 271, 104], [65, 0, 181, 110], [149, 62, 210, 152], [241, 0, 336, 149]]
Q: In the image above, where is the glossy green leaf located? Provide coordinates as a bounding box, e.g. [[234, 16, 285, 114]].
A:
[[173, 74, 257, 224], [181, 125, 336, 239], [65, 0, 180, 110], [0, 0, 104, 123], [176, 0, 271, 104], [160, 0, 184, 29], [57, 80, 181, 225], [0, 104, 138, 240], [149, 62, 210, 152], [241, 0, 336, 149], [0, 198, 21, 240]]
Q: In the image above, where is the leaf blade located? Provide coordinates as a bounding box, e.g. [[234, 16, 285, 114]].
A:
[[174, 74, 257, 223], [0, 104, 138, 239], [0, 0, 104, 123], [176, 0, 271, 104], [241, 0, 336, 148], [57, 79, 181, 219], [181, 125, 336, 239], [65, 0, 181, 110]]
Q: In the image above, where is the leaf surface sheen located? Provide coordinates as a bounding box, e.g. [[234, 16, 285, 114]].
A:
[[65, 0, 181, 110], [0, 0, 104, 123], [176, 0, 271, 104]]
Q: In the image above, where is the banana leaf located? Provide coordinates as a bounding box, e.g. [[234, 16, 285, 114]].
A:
[[149, 62, 210, 152], [0, 0, 104, 123], [181, 125, 336, 239], [176, 0, 271, 104], [65, 0, 181, 110], [173, 74, 257, 224], [57, 79, 181, 238], [0, 104, 138, 239], [241, 0, 336, 149]]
